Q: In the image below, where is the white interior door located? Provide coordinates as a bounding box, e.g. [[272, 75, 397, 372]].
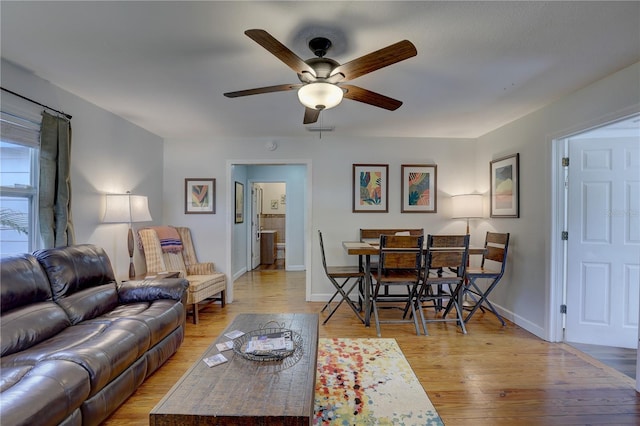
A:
[[565, 135, 639, 348], [251, 183, 262, 269]]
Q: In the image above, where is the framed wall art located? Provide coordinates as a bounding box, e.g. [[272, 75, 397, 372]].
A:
[[490, 153, 519, 218], [185, 178, 215, 214], [352, 164, 389, 213], [401, 164, 437, 213], [234, 181, 244, 224]]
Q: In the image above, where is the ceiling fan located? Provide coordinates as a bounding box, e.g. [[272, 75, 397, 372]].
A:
[[224, 29, 417, 125]]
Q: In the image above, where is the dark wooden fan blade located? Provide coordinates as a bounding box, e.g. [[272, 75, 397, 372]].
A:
[[245, 29, 316, 77], [224, 84, 302, 98], [341, 84, 403, 111], [331, 40, 417, 81], [303, 107, 320, 124]]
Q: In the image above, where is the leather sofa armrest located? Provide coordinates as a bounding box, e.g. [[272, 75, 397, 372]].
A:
[[186, 262, 215, 275], [117, 278, 189, 305]]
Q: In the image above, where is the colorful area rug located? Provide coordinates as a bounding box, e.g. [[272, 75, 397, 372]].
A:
[[314, 338, 443, 425]]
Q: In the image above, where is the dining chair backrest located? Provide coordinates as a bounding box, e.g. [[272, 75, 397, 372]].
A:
[[480, 232, 510, 275], [360, 228, 423, 241], [359, 229, 424, 272], [425, 234, 470, 278], [318, 230, 330, 273], [378, 234, 424, 273]]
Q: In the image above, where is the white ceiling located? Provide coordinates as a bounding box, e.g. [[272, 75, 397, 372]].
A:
[[1, 1, 639, 140]]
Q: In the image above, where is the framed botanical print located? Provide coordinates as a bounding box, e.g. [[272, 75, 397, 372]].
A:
[[352, 164, 389, 213], [235, 181, 244, 224], [185, 178, 215, 214], [401, 164, 437, 213], [490, 153, 519, 218]]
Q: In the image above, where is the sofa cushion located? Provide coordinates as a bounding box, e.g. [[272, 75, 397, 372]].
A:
[[1, 302, 71, 357], [44, 319, 151, 395], [0, 254, 52, 312], [56, 284, 119, 325], [34, 244, 117, 300], [1, 322, 109, 366], [35, 244, 119, 323], [86, 300, 184, 347], [0, 254, 73, 357], [0, 360, 90, 426]]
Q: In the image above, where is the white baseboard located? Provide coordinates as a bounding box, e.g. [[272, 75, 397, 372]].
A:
[[285, 264, 305, 271], [491, 303, 546, 340], [232, 267, 247, 281]]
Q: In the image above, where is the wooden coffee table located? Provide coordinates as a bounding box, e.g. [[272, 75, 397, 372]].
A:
[[149, 313, 319, 425]]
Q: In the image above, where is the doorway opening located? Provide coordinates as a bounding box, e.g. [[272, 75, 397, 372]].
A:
[[252, 182, 286, 271], [226, 159, 312, 304]]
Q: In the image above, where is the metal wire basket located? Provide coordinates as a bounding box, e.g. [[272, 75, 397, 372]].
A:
[[232, 321, 303, 362]]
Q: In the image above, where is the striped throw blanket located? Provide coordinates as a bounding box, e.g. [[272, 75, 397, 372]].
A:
[[151, 226, 183, 253]]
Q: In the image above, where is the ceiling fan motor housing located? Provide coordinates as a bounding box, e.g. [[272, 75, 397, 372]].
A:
[[308, 37, 332, 57], [299, 57, 340, 82]]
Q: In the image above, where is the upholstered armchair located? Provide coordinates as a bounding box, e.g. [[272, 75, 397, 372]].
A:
[[139, 226, 226, 324]]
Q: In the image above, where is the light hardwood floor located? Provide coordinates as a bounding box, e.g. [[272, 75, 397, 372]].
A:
[[104, 270, 639, 425]]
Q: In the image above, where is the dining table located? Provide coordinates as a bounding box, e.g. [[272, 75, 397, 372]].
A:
[[342, 239, 485, 327]]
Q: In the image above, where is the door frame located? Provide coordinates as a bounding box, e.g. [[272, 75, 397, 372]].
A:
[[549, 106, 639, 389], [226, 159, 313, 303]]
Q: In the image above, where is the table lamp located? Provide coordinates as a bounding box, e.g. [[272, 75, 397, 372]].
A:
[[451, 193, 483, 234], [103, 191, 152, 278]]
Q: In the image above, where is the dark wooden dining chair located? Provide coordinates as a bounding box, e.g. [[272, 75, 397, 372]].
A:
[[358, 228, 424, 290], [458, 232, 510, 325], [416, 234, 469, 335], [371, 234, 424, 337], [318, 230, 366, 325]]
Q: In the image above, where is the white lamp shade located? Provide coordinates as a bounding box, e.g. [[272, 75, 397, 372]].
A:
[[451, 194, 483, 219], [103, 193, 152, 223], [297, 82, 343, 110]]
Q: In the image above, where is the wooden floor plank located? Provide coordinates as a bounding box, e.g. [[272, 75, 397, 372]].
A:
[[103, 270, 639, 425]]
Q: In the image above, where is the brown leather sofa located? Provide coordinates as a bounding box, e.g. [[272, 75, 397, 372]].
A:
[[0, 244, 189, 426]]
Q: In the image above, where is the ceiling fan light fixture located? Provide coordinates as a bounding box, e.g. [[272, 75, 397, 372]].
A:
[[297, 82, 343, 110]]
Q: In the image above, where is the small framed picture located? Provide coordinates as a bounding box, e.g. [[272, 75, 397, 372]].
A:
[[490, 153, 519, 218], [352, 164, 389, 213], [235, 182, 244, 224], [185, 178, 215, 214], [401, 164, 437, 213]]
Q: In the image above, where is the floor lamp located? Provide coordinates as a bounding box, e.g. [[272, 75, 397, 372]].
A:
[[451, 193, 484, 307], [103, 191, 152, 278]]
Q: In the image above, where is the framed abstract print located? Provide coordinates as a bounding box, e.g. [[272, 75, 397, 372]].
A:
[[352, 164, 389, 213], [490, 153, 519, 218], [401, 164, 437, 213], [185, 178, 215, 214]]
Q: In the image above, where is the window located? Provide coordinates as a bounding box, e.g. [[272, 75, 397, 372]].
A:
[[0, 111, 41, 257]]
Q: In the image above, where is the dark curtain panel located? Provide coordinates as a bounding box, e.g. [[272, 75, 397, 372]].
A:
[[39, 111, 75, 247]]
